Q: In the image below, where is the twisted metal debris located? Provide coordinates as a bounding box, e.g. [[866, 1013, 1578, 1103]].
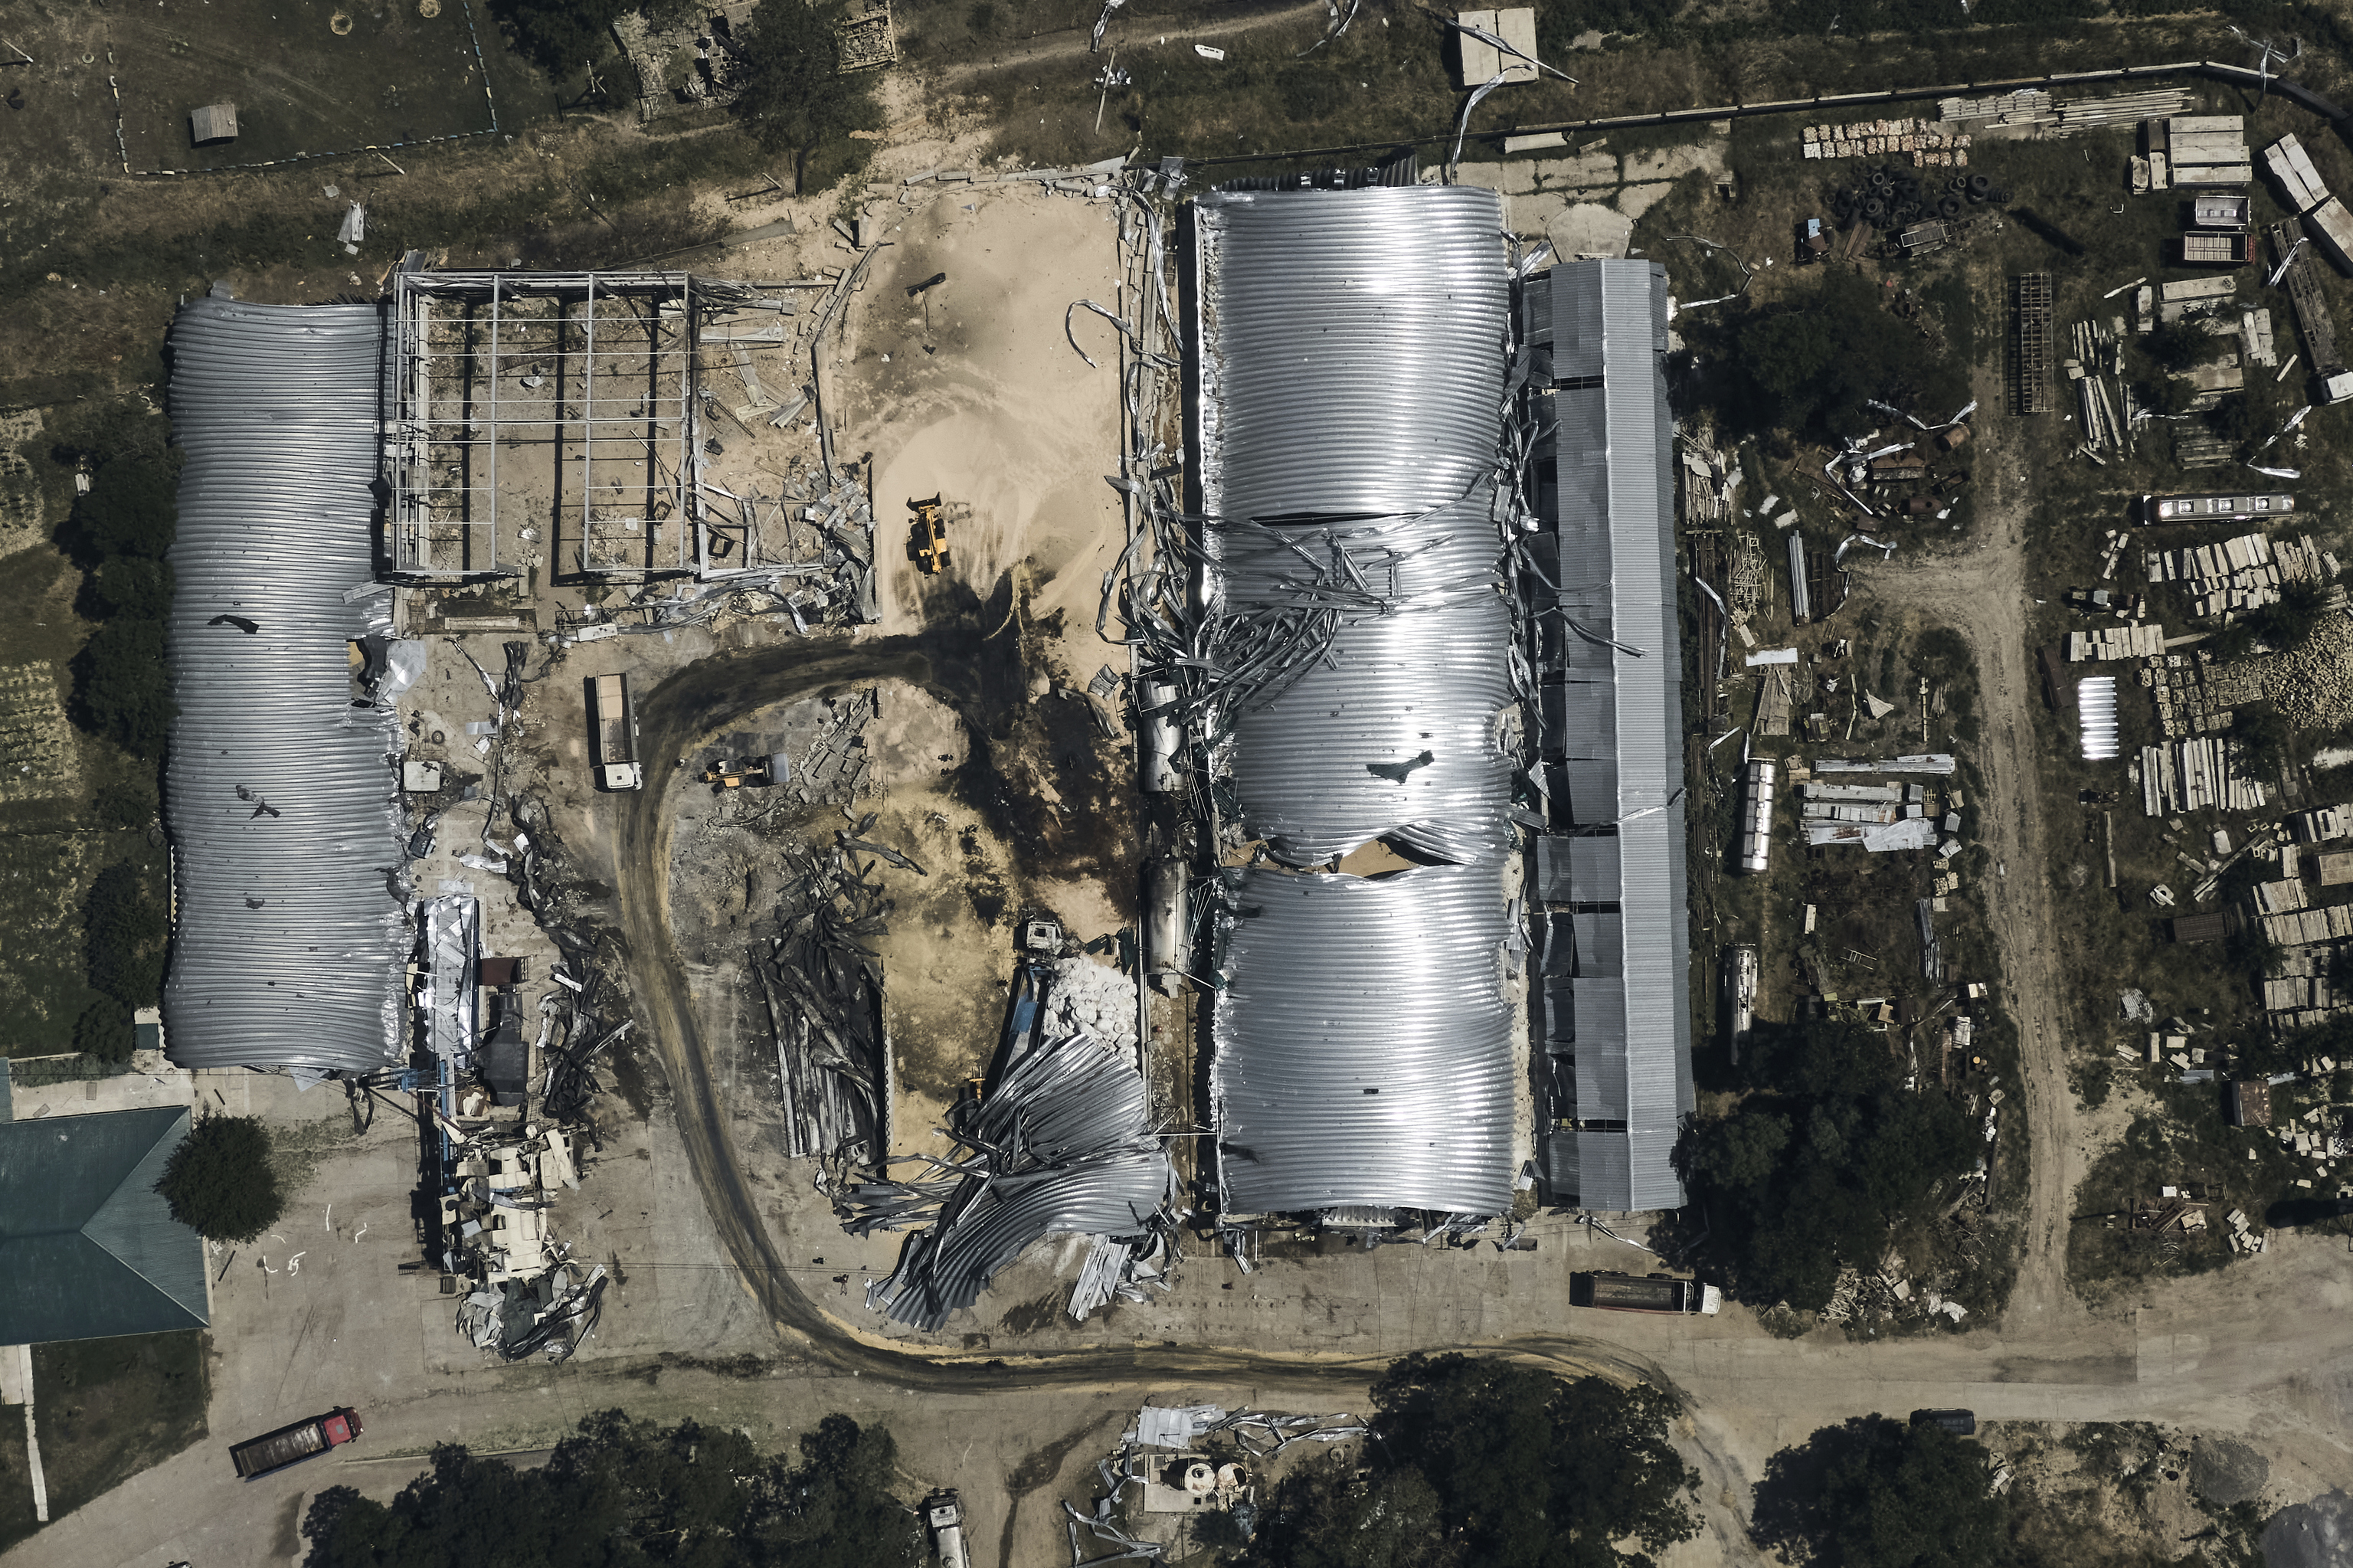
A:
[[162, 298, 411, 1073], [847, 1031, 1174, 1331]]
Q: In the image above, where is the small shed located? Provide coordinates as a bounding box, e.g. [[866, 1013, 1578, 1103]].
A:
[[189, 102, 238, 145], [2316, 850, 2353, 886], [2227, 1079, 2271, 1128]]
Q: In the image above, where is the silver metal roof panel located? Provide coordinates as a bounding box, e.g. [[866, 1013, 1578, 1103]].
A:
[[161, 299, 411, 1075]]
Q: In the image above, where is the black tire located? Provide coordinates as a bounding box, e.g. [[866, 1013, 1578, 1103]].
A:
[[1870, 168, 1892, 188], [1949, 174, 1969, 192], [1989, 185, 2011, 203], [1864, 196, 1887, 219], [1968, 173, 1991, 195], [1900, 178, 1923, 200], [1967, 187, 1986, 203], [1939, 195, 1963, 218]]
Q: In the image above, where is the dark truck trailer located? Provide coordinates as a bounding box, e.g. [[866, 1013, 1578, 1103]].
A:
[[1570, 1271, 1722, 1315], [230, 1407, 362, 1479]]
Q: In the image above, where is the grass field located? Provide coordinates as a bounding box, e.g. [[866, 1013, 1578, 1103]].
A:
[[0, 1331, 210, 1558], [0, 0, 550, 178]]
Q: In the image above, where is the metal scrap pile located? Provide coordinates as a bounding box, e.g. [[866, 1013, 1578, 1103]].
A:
[[792, 688, 880, 804], [454, 1262, 609, 1364], [842, 1030, 1176, 1331], [440, 1124, 607, 1360], [759, 823, 906, 1161]]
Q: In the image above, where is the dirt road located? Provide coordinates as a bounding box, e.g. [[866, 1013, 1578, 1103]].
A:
[[1846, 463, 2086, 1330]]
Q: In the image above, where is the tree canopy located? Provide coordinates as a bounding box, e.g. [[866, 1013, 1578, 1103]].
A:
[[1710, 269, 1967, 440], [302, 1410, 922, 1568], [67, 458, 177, 564], [1677, 1020, 1978, 1311], [1752, 1416, 2005, 1568], [730, 0, 883, 195], [155, 1115, 285, 1243], [1244, 1355, 1698, 1568]]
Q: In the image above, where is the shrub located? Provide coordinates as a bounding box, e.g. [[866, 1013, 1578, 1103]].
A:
[[155, 1115, 284, 1242], [67, 458, 177, 563], [74, 619, 175, 756], [84, 858, 169, 1009], [731, 0, 884, 195]]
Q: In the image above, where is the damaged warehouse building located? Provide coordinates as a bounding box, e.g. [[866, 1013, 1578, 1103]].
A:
[[157, 265, 883, 1355], [1181, 177, 1690, 1228]]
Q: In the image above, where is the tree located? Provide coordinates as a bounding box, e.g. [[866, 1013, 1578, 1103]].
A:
[[156, 1115, 285, 1242], [1752, 1416, 2005, 1568], [1717, 269, 1967, 441], [73, 617, 175, 755], [89, 555, 175, 621], [1677, 1020, 1978, 1311], [730, 0, 884, 195], [84, 858, 169, 1010], [73, 996, 136, 1063], [1242, 1355, 1699, 1568], [303, 1409, 924, 1567], [66, 458, 177, 563], [1245, 1455, 1460, 1568], [2140, 317, 2210, 373]]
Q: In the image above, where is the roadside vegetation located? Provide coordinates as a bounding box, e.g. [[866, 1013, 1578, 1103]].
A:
[[1237, 1354, 1697, 1568], [1753, 1415, 2005, 1568], [1680, 1020, 1978, 1312], [299, 1409, 922, 1566]]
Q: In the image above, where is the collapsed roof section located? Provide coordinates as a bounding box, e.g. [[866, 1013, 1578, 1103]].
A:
[[1523, 260, 1692, 1213], [1191, 183, 1517, 865], [162, 299, 411, 1074], [856, 1030, 1174, 1331], [1191, 184, 1520, 1218]]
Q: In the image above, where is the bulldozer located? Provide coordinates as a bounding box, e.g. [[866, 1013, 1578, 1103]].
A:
[[908, 493, 951, 574], [699, 751, 792, 790]]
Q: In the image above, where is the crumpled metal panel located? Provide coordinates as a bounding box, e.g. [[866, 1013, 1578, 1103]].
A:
[[1196, 185, 1517, 866], [1219, 499, 1517, 865], [1211, 858, 1517, 1216], [871, 1031, 1173, 1331], [162, 299, 411, 1074]]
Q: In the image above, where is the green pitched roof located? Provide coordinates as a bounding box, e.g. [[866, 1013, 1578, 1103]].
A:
[[0, 1105, 209, 1344]]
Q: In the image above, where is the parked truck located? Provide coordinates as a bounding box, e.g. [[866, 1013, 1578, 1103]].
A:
[[229, 1407, 363, 1479], [588, 673, 643, 791], [1570, 1272, 1722, 1316], [921, 1488, 970, 1568]]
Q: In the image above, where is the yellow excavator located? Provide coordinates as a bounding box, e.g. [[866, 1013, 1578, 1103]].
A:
[[699, 751, 792, 790], [909, 494, 951, 574]]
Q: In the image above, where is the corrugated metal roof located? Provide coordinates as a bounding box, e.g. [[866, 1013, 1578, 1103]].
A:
[[1528, 260, 1690, 1212], [162, 299, 411, 1074], [1211, 858, 1517, 1216], [1193, 184, 1521, 1218]]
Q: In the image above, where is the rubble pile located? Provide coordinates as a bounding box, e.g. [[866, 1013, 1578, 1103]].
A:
[[761, 823, 907, 1162], [1044, 954, 1141, 1056], [792, 689, 880, 804], [842, 1030, 1176, 1331], [439, 1124, 607, 1361]]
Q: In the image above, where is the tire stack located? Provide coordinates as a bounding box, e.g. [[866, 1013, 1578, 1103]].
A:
[[1829, 169, 2010, 234]]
